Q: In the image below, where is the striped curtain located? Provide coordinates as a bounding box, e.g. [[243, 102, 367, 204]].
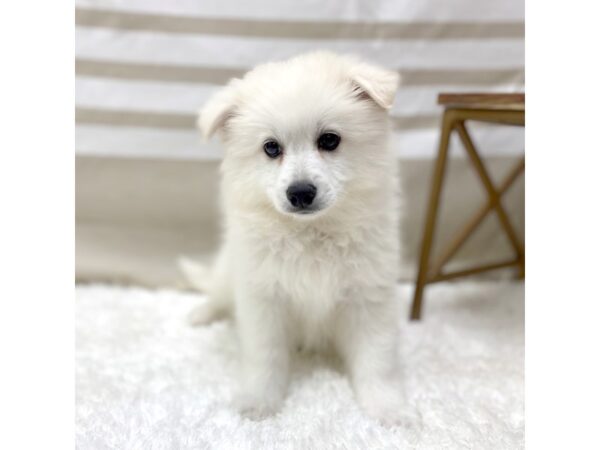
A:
[[75, 0, 524, 160], [75, 0, 525, 287]]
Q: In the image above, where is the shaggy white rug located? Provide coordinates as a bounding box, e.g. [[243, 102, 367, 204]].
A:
[[76, 281, 524, 449]]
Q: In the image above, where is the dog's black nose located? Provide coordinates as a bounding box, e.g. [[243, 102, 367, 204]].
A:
[[286, 182, 317, 209]]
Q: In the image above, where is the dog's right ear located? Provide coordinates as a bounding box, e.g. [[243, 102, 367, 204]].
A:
[[197, 79, 241, 140]]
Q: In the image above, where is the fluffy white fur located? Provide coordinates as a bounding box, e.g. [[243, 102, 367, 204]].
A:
[[76, 282, 525, 448], [186, 52, 409, 425]]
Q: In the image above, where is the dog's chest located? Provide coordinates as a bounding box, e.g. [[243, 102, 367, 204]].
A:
[[238, 218, 397, 349], [255, 227, 367, 303], [239, 214, 397, 300], [268, 229, 353, 346]]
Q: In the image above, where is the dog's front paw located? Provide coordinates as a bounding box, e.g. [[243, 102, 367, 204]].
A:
[[356, 381, 422, 429], [233, 390, 283, 421]]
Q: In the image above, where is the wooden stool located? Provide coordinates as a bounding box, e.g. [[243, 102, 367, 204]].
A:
[[410, 93, 525, 320]]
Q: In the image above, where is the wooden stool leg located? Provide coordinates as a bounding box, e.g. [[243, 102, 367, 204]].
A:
[[410, 111, 454, 320], [517, 251, 525, 279]]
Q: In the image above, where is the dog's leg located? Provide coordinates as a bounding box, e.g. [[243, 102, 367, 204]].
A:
[[234, 288, 290, 419], [335, 291, 420, 427]]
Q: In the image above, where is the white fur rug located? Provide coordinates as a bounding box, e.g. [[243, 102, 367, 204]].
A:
[[76, 281, 524, 449]]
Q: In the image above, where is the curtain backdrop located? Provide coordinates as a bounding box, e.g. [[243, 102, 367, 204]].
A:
[[76, 0, 524, 159], [75, 0, 525, 287]]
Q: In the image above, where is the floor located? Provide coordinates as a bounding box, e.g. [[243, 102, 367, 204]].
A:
[[76, 281, 524, 449]]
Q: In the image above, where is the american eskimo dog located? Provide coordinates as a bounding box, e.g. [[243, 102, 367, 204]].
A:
[[182, 51, 415, 426]]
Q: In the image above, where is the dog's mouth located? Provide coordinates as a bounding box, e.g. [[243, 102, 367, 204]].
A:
[[287, 206, 321, 215], [283, 204, 326, 218]]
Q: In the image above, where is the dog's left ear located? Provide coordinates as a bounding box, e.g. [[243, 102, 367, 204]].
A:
[[350, 63, 400, 110], [197, 79, 241, 140]]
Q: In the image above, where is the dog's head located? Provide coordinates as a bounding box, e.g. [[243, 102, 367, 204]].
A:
[[199, 52, 399, 219]]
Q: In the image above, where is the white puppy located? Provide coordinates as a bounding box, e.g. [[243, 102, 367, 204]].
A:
[[184, 51, 412, 425]]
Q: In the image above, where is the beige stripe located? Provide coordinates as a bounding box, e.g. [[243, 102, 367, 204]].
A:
[[76, 108, 196, 129], [75, 59, 244, 84], [76, 59, 524, 87], [76, 107, 437, 131], [390, 115, 439, 130], [76, 8, 524, 40], [401, 69, 524, 86]]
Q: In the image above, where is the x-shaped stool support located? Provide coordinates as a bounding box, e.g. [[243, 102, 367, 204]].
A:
[[410, 102, 525, 320]]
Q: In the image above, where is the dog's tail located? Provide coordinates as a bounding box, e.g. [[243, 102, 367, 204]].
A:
[[177, 256, 211, 292], [178, 255, 231, 325]]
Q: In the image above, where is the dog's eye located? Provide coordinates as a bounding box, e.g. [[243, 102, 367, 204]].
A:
[[263, 140, 282, 158], [317, 133, 340, 151]]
